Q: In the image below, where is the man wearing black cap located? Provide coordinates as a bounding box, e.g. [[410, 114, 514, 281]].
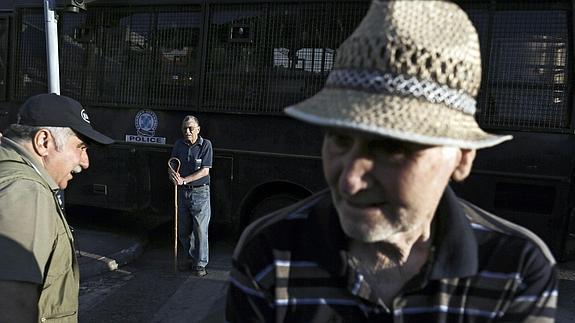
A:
[[0, 93, 112, 322]]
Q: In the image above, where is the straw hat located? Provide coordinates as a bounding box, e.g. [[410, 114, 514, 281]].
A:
[[285, 0, 512, 149]]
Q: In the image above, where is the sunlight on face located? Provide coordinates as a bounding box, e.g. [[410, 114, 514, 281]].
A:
[[322, 129, 461, 243], [182, 121, 199, 144], [43, 134, 89, 189]]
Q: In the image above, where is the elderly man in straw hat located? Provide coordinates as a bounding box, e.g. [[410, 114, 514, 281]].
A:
[[226, 1, 557, 322]]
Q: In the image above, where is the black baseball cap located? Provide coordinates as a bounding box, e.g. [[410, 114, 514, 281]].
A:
[[18, 93, 113, 145]]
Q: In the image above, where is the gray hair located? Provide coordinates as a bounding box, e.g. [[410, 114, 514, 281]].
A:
[[182, 115, 199, 129], [6, 124, 76, 152]]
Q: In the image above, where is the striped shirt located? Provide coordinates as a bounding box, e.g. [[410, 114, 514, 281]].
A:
[[226, 187, 557, 322]]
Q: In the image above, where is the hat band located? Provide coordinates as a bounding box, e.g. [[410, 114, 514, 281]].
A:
[[325, 69, 476, 115]]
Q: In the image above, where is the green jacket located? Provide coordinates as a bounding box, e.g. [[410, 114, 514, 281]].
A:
[[0, 138, 79, 322]]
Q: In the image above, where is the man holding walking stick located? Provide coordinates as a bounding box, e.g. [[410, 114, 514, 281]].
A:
[[168, 115, 213, 277]]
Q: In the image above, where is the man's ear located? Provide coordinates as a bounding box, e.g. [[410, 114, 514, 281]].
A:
[[452, 149, 476, 182], [33, 129, 51, 156]]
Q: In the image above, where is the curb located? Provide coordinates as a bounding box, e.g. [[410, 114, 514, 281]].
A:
[[76, 231, 147, 280]]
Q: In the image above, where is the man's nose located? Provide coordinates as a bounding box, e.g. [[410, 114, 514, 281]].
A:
[[80, 151, 90, 169], [340, 155, 373, 196]]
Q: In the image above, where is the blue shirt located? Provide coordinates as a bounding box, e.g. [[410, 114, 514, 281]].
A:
[[170, 136, 212, 186]]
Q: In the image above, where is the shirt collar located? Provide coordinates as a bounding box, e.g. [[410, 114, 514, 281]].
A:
[[428, 186, 478, 279], [1, 137, 60, 191], [186, 136, 204, 146]]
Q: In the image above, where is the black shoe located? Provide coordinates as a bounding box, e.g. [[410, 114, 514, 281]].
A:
[[191, 266, 207, 277]]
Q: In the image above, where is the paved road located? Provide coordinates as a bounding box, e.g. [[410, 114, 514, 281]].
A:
[[76, 218, 233, 323], [79, 248, 232, 322]]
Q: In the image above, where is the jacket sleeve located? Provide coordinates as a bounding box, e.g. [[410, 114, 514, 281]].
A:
[[0, 179, 56, 284]]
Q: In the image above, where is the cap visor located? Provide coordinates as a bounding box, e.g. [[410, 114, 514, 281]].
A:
[[75, 126, 114, 145]]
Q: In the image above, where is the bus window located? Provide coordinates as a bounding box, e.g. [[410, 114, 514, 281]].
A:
[[469, 9, 570, 131], [59, 11, 87, 100], [14, 9, 46, 100], [150, 11, 201, 108], [0, 15, 8, 101], [97, 10, 154, 106], [53, 6, 202, 108], [273, 48, 334, 74], [202, 2, 368, 114]]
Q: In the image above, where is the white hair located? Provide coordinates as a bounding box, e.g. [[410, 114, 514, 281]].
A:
[[182, 115, 199, 129], [7, 124, 76, 152], [47, 127, 77, 152]]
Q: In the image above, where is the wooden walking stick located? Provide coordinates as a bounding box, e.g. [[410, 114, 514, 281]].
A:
[[168, 157, 181, 272]]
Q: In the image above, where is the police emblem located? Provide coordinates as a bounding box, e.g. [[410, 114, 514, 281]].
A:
[[126, 109, 166, 144], [135, 110, 158, 137]]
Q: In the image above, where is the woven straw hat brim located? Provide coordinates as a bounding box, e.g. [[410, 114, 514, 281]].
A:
[[285, 88, 512, 149]]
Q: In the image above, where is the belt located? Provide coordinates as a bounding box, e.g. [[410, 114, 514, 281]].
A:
[[182, 183, 209, 189]]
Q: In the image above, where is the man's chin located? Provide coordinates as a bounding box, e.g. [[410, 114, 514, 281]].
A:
[[58, 177, 72, 190], [340, 219, 397, 243]]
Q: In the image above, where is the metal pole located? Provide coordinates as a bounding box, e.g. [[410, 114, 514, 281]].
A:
[[43, 0, 60, 94]]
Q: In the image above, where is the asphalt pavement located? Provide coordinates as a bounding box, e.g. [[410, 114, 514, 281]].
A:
[[75, 228, 146, 279], [75, 226, 231, 322]]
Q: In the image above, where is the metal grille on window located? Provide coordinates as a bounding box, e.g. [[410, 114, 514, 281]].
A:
[[61, 6, 201, 108], [98, 9, 153, 106], [59, 12, 87, 102], [0, 16, 9, 101], [471, 6, 570, 131], [148, 11, 201, 108], [202, 2, 368, 114], [14, 9, 47, 100]]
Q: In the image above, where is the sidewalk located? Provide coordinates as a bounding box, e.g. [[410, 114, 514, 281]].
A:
[[74, 229, 146, 280]]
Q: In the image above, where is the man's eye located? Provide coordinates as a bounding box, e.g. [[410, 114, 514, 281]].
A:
[[325, 132, 353, 154], [370, 140, 423, 159], [370, 140, 405, 155]]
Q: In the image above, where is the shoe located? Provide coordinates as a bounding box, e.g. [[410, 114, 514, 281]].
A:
[[191, 266, 207, 277]]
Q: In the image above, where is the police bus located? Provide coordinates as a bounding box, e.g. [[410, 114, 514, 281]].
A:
[[0, 0, 573, 259]]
